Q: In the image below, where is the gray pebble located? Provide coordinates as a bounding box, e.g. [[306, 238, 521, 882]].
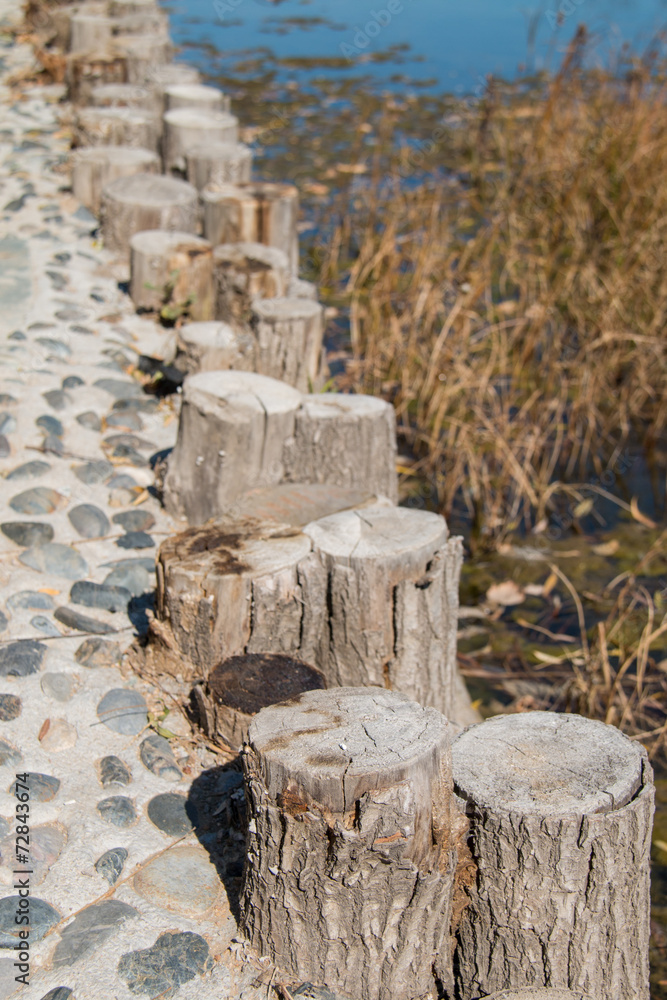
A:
[[8, 590, 54, 611], [39, 990, 74, 1000], [5, 460, 51, 481], [36, 337, 71, 360], [70, 580, 131, 613], [75, 637, 121, 668], [104, 433, 155, 452], [53, 899, 138, 968], [105, 410, 142, 430], [41, 673, 76, 702], [54, 606, 116, 635], [0, 897, 60, 946], [42, 389, 69, 411], [95, 846, 128, 886], [99, 755, 131, 788], [112, 396, 158, 414], [72, 459, 113, 484], [75, 411, 102, 432], [0, 611, 6, 633], [55, 307, 86, 322], [43, 434, 64, 456], [103, 563, 152, 597], [140, 734, 182, 783], [97, 795, 137, 827], [107, 474, 137, 489], [31, 615, 61, 638], [0, 395, 16, 405], [0, 413, 16, 434], [106, 444, 148, 467], [94, 378, 143, 400], [13, 772, 60, 802], [116, 531, 154, 550], [0, 695, 20, 721], [97, 688, 147, 735], [70, 324, 93, 333], [112, 510, 155, 532], [118, 931, 212, 996], [0, 739, 21, 766], [0, 639, 46, 677], [20, 543, 88, 580], [147, 793, 195, 837], [1, 521, 54, 547], [0, 436, 9, 459], [68, 503, 110, 539], [36, 414, 63, 437], [62, 375, 84, 390], [9, 486, 63, 515]]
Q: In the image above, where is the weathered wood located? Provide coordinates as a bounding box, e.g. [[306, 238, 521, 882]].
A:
[[48, 2, 107, 51], [72, 106, 160, 152], [69, 11, 111, 52], [163, 108, 239, 174], [213, 242, 289, 330], [485, 992, 595, 1000], [72, 145, 159, 216], [186, 141, 252, 191], [194, 652, 326, 747], [100, 172, 198, 258], [163, 371, 303, 524], [173, 321, 254, 376], [250, 298, 325, 392], [227, 482, 383, 527], [144, 62, 201, 114], [283, 393, 398, 501], [288, 276, 318, 300], [164, 83, 230, 114], [109, 0, 159, 14], [111, 8, 169, 36], [66, 46, 129, 105], [303, 506, 462, 717], [452, 711, 654, 1000], [113, 34, 172, 85], [240, 687, 456, 1000], [129, 230, 214, 321], [89, 82, 152, 108], [201, 181, 299, 270]]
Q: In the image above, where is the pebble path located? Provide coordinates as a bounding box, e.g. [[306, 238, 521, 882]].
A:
[[0, 6, 273, 998]]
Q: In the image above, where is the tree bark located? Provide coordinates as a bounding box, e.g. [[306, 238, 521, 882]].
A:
[[484, 992, 595, 1000], [451, 711, 654, 1000], [201, 181, 299, 270], [66, 47, 129, 105], [186, 141, 253, 191], [213, 242, 289, 330], [283, 393, 398, 501], [89, 82, 152, 108], [173, 320, 255, 376], [69, 11, 111, 52], [72, 106, 160, 152], [143, 62, 200, 114], [288, 276, 318, 301], [194, 652, 326, 748], [164, 83, 230, 114], [163, 108, 239, 174], [250, 297, 325, 392], [71, 145, 159, 216], [240, 687, 456, 1000], [100, 172, 198, 258], [129, 230, 214, 321], [113, 33, 172, 86]]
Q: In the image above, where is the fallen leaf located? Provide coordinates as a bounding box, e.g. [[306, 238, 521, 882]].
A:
[[38, 719, 50, 741], [592, 539, 619, 556], [486, 580, 525, 606], [630, 497, 657, 529], [542, 571, 558, 596]]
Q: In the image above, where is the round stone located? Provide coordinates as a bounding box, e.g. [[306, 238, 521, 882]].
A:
[[0, 639, 46, 677], [0, 741, 21, 767], [0, 896, 60, 945], [0, 823, 66, 887], [52, 900, 137, 967], [54, 606, 117, 635], [75, 637, 121, 668], [31, 615, 61, 637], [106, 410, 142, 430], [97, 796, 137, 827], [73, 460, 113, 484], [0, 695, 21, 721], [38, 717, 78, 752], [0, 436, 9, 459], [41, 673, 77, 702], [147, 793, 195, 837], [36, 415, 63, 437], [0, 612, 7, 634], [94, 378, 143, 400], [95, 846, 128, 886], [98, 755, 132, 788], [8, 773, 60, 802], [62, 375, 84, 390], [9, 487, 64, 515], [112, 510, 155, 532], [118, 932, 212, 995], [133, 845, 220, 916], [39, 989, 74, 1000], [103, 562, 152, 596], [5, 461, 50, 481], [1, 521, 54, 547], [0, 413, 16, 434], [75, 411, 102, 432], [43, 389, 68, 411], [70, 581, 131, 613], [452, 712, 646, 816], [21, 545, 88, 580], [107, 474, 138, 489], [68, 504, 111, 539], [97, 689, 147, 735], [139, 734, 181, 782], [7, 591, 54, 611], [116, 531, 154, 550]]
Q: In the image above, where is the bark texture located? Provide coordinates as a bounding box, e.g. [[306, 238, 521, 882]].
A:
[[213, 243, 289, 330], [173, 321, 255, 377], [452, 712, 654, 1000], [186, 142, 252, 191], [100, 172, 198, 257], [89, 82, 153, 108], [250, 297, 325, 392], [240, 687, 456, 1000], [69, 11, 111, 52], [163, 108, 239, 174], [164, 83, 230, 113], [485, 992, 594, 1000], [283, 393, 398, 501], [129, 230, 214, 320], [66, 47, 129, 106], [114, 34, 172, 85], [144, 62, 200, 113], [71, 145, 159, 215], [201, 181, 299, 270], [72, 106, 160, 152]]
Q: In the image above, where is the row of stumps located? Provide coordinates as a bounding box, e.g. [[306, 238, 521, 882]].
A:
[[30, 2, 656, 998]]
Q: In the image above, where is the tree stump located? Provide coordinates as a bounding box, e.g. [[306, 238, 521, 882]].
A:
[[451, 712, 654, 1000], [51, 2, 108, 52], [144, 62, 200, 113], [164, 83, 230, 114], [89, 82, 152, 108], [129, 230, 214, 321], [163, 108, 239, 174], [186, 141, 252, 191], [72, 145, 159, 216], [201, 181, 299, 270], [112, 8, 169, 36], [114, 34, 172, 85], [72, 106, 160, 152], [303, 506, 462, 718], [240, 687, 456, 1000], [173, 321, 254, 376], [194, 652, 326, 747], [228, 482, 384, 528], [213, 242, 289, 330], [109, 0, 159, 14], [283, 393, 398, 501], [100, 173, 198, 258], [250, 298, 325, 392], [484, 992, 595, 1000], [288, 276, 318, 301], [69, 12, 111, 52], [66, 47, 129, 105], [162, 371, 303, 524]]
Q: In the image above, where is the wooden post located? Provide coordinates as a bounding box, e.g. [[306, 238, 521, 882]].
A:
[[288, 276, 318, 301], [129, 230, 214, 321], [173, 321, 254, 376], [163, 108, 239, 174], [283, 393, 398, 500], [69, 12, 111, 53], [89, 82, 152, 108], [201, 181, 299, 270], [72, 106, 160, 152], [186, 141, 252, 191], [72, 145, 159, 216], [100, 173, 198, 258], [451, 711, 654, 1000], [111, 8, 169, 36], [162, 371, 303, 524], [250, 297, 325, 392], [303, 506, 462, 718], [240, 687, 456, 1000], [164, 83, 230, 114], [193, 652, 326, 748], [66, 47, 129, 105], [144, 62, 201, 113], [213, 242, 289, 330], [109, 0, 159, 14], [114, 34, 172, 85]]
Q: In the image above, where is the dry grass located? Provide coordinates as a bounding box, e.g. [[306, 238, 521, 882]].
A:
[[319, 29, 667, 547]]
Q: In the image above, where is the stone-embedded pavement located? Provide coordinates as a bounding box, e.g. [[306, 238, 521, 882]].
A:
[[0, 6, 273, 998]]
